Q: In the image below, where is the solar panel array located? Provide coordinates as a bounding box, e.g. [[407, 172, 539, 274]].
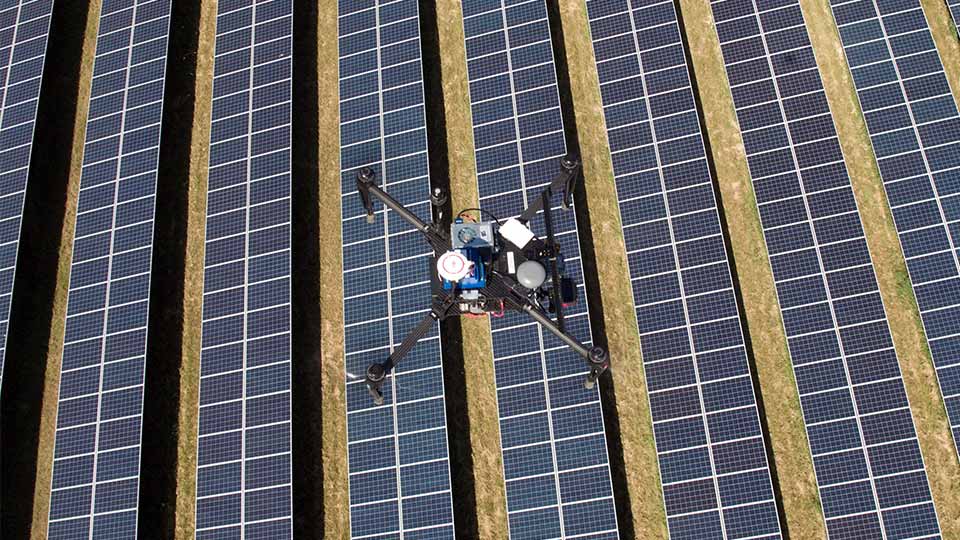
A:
[[711, 0, 942, 537], [193, 0, 293, 538], [338, 0, 456, 538], [0, 0, 54, 396], [46, 0, 172, 538], [830, 0, 960, 461], [584, 1, 782, 537], [461, 1, 619, 537]]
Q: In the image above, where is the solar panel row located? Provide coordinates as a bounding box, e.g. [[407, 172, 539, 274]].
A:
[[46, 0, 172, 538], [0, 0, 54, 397], [193, 0, 294, 538], [829, 0, 960, 461], [460, 1, 619, 538], [710, 0, 941, 538], [0, 0, 52, 398], [584, 0, 782, 537], [338, 0, 456, 538]]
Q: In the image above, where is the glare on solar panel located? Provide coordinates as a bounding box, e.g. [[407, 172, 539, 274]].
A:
[[193, 0, 294, 538], [829, 0, 960, 462], [710, 0, 941, 537], [460, 0, 619, 537], [46, 1, 172, 538], [584, 0, 782, 537], [338, 0, 456, 538], [0, 0, 54, 397]]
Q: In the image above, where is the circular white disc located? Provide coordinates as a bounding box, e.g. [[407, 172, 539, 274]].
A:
[[437, 250, 472, 282]]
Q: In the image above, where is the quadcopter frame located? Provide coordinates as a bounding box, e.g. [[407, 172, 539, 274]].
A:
[[355, 155, 609, 405]]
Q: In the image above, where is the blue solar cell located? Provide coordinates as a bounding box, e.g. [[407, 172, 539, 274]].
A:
[[711, 0, 941, 536], [193, 0, 293, 538], [829, 0, 960, 462], [460, 0, 619, 537], [338, 1, 455, 538], [46, 1, 171, 538], [0, 0, 54, 395], [584, 0, 781, 537]]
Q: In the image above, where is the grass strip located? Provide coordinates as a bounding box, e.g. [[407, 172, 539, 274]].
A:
[[317, 4, 350, 538], [676, 1, 824, 537], [28, 3, 101, 536], [434, 1, 507, 536], [171, 1, 217, 537], [802, 1, 960, 532], [554, 3, 666, 538]]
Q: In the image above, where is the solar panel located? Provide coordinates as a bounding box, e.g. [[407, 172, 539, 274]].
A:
[[710, 0, 941, 537], [46, 0, 172, 538], [338, 0, 456, 538], [584, 1, 782, 537], [193, 0, 293, 538], [0, 0, 55, 397], [460, 1, 619, 537], [829, 0, 960, 462]]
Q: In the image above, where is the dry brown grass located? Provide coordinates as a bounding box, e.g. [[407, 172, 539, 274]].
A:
[[318, 4, 350, 538], [676, 1, 824, 537], [319, 3, 509, 536], [923, 0, 960, 106], [556, 4, 666, 538], [434, 1, 508, 536], [802, 1, 960, 533], [28, 3, 100, 536], [172, 1, 217, 538]]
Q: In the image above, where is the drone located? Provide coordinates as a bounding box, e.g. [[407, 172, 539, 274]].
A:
[[356, 155, 610, 405]]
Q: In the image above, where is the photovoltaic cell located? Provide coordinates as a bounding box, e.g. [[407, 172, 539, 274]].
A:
[[710, 0, 941, 537], [0, 0, 54, 396], [829, 0, 960, 462], [46, 0, 171, 538], [193, 0, 293, 538], [584, 0, 782, 537], [461, 1, 619, 537], [338, 0, 456, 538]]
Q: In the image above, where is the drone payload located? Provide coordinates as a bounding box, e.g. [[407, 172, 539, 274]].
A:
[[356, 156, 609, 405]]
